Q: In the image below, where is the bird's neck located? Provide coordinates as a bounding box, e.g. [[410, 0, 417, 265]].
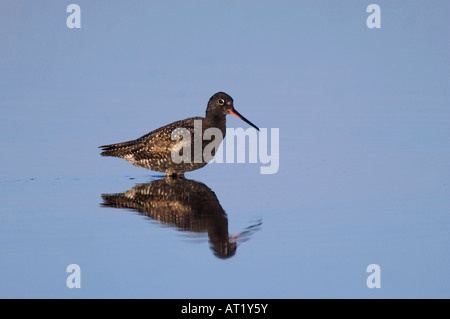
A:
[[205, 110, 226, 133], [205, 109, 225, 122]]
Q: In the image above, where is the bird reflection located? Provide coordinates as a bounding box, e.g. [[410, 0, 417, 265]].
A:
[[101, 177, 261, 259]]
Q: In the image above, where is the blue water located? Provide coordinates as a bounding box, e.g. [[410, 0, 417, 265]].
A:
[[1, 1, 449, 298]]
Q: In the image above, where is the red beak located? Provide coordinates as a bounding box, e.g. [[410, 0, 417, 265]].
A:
[[228, 108, 260, 131]]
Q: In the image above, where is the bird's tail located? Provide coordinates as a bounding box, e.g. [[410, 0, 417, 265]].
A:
[[99, 140, 139, 157]]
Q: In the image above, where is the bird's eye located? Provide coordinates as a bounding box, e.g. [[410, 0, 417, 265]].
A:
[[218, 99, 225, 105]]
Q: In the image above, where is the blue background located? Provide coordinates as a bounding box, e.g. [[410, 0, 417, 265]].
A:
[[0, 0, 449, 298]]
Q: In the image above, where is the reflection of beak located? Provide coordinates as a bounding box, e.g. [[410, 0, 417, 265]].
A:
[[228, 108, 260, 131], [230, 219, 262, 245], [230, 233, 241, 242]]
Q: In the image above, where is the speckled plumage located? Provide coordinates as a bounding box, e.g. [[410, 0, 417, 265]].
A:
[[99, 92, 259, 176]]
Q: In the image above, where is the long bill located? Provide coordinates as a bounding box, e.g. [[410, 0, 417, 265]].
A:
[[228, 108, 260, 131]]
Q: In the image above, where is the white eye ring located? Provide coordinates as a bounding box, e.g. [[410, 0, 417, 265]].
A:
[[218, 99, 225, 105]]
